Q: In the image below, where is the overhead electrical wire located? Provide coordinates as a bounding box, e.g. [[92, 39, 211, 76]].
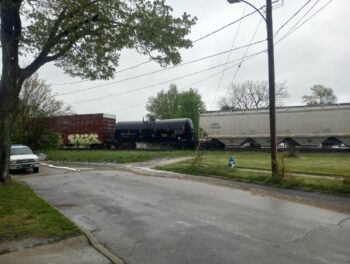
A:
[[275, 0, 322, 43], [193, 4, 249, 160], [56, 39, 266, 96], [207, 4, 248, 109], [51, 60, 152, 86], [180, 50, 267, 92], [276, 0, 334, 45], [71, 53, 264, 104], [221, 0, 333, 102], [106, 50, 267, 114], [51, 7, 264, 87], [274, 0, 312, 36], [230, 17, 263, 88], [192, 7, 263, 44], [91, 5, 249, 114], [107, 103, 142, 114]]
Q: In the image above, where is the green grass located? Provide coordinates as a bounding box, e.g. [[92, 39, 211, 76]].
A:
[[46, 150, 194, 163], [187, 151, 350, 178], [0, 181, 80, 241], [156, 152, 350, 193]]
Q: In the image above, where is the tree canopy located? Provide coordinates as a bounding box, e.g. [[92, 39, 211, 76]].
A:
[[146, 84, 205, 140], [302, 84, 337, 105], [146, 84, 180, 119], [20, 0, 197, 79], [218, 80, 289, 110]]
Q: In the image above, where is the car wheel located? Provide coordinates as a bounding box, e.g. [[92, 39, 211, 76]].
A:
[[33, 167, 39, 173]]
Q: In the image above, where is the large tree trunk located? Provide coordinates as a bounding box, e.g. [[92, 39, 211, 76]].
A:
[[0, 78, 23, 184], [0, 75, 23, 184], [0, 109, 15, 184], [0, 1, 24, 184]]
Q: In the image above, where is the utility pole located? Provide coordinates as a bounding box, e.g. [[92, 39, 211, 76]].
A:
[[266, 0, 278, 179], [227, 0, 279, 179]]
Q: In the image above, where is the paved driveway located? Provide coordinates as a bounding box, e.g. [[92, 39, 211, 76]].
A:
[[22, 165, 350, 264]]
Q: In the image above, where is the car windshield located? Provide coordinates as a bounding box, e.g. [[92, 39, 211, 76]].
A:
[[11, 146, 33, 155]]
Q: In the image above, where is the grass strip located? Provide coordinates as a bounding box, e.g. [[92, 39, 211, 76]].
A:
[[0, 181, 80, 241], [157, 161, 350, 193], [46, 150, 350, 178], [190, 151, 350, 178], [46, 150, 194, 164]]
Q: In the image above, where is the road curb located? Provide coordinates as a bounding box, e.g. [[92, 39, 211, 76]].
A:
[[81, 228, 125, 264]]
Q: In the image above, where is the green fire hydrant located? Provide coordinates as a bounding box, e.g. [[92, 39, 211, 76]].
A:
[[228, 156, 235, 168]]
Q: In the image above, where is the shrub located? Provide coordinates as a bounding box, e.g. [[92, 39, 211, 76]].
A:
[[39, 131, 60, 149]]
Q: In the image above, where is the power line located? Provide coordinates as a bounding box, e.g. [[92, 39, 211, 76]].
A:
[[275, 0, 322, 44], [276, 0, 334, 44], [179, 54, 267, 92], [72, 59, 249, 104], [199, 2, 248, 134], [51, 8, 262, 87], [192, 7, 263, 43], [71, 51, 266, 105], [107, 50, 266, 115], [208, 3, 248, 109], [56, 39, 266, 96], [230, 17, 263, 87], [107, 103, 143, 114], [183, 50, 267, 92], [51, 60, 152, 86], [274, 0, 312, 36]]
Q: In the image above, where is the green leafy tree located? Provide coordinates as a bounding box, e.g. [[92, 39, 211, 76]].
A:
[[0, 0, 196, 184], [176, 89, 205, 141], [146, 84, 205, 140], [302, 84, 337, 105], [11, 74, 71, 149], [146, 84, 179, 119]]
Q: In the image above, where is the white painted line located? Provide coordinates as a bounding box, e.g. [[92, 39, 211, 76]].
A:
[[40, 163, 92, 171]]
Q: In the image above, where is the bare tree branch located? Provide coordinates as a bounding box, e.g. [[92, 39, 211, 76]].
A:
[[219, 80, 289, 110]]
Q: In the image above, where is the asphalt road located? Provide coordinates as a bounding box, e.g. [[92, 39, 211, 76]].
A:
[[21, 164, 350, 264]]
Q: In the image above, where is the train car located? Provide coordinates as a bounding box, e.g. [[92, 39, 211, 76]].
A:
[[55, 113, 116, 148], [115, 118, 195, 149], [200, 104, 350, 149]]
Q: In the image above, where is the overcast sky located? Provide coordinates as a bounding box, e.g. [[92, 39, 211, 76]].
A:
[[35, 0, 350, 121]]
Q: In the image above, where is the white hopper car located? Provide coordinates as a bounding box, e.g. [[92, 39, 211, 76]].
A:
[[200, 104, 350, 148]]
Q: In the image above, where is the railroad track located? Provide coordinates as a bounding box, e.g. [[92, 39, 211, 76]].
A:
[[59, 147, 350, 153], [221, 148, 350, 153]]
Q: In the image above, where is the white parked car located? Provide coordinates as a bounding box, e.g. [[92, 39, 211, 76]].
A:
[[10, 145, 39, 173]]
